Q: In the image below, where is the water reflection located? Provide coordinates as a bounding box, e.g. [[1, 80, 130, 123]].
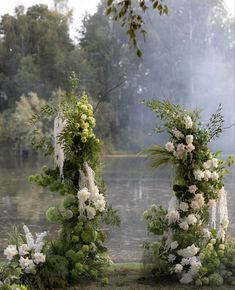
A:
[[0, 154, 235, 262]]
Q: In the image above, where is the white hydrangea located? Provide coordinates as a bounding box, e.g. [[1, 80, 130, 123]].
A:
[[19, 244, 29, 256], [186, 214, 197, 225], [4, 245, 18, 261], [181, 258, 190, 266], [172, 129, 184, 139], [175, 264, 183, 273], [203, 160, 211, 169], [203, 170, 211, 181], [177, 244, 199, 259], [179, 202, 189, 212], [211, 171, 219, 181], [33, 253, 46, 264], [184, 115, 193, 129], [85, 206, 96, 220], [212, 158, 219, 168], [168, 210, 180, 223], [23, 225, 35, 249], [193, 169, 204, 181], [93, 194, 106, 212], [77, 187, 90, 203], [179, 221, 189, 231], [19, 257, 36, 274], [170, 241, 179, 250], [186, 135, 194, 144]]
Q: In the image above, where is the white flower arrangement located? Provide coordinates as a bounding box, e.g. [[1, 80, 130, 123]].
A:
[[3, 225, 47, 275], [77, 162, 106, 220]]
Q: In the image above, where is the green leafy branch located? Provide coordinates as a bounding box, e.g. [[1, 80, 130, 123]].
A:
[[106, 0, 168, 57]]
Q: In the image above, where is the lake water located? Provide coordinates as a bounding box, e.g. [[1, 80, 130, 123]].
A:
[[0, 154, 235, 262]]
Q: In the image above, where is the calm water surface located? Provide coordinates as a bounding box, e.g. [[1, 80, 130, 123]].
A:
[[0, 154, 235, 262]]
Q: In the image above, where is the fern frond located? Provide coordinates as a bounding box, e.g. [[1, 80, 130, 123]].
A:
[[143, 145, 175, 169]]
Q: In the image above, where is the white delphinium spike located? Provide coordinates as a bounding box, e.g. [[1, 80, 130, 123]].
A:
[[79, 169, 88, 189], [84, 162, 99, 199], [168, 195, 178, 213], [219, 187, 228, 222], [210, 200, 217, 229], [23, 225, 35, 250], [34, 231, 47, 253], [54, 115, 66, 178]]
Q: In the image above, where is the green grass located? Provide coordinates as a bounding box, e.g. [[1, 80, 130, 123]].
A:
[[64, 263, 235, 290]]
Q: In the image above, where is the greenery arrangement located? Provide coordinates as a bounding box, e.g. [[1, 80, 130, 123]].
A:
[[0, 78, 119, 289], [143, 99, 235, 286]]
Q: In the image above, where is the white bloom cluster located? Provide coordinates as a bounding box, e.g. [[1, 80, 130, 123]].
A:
[[4, 245, 18, 261], [184, 115, 193, 129], [179, 202, 189, 212], [177, 244, 199, 259], [193, 169, 219, 181], [203, 158, 219, 169], [172, 129, 184, 139], [180, 256, 202, 284], [77, 163, 106, 220], [168, 210, 180, 223], [4, 226, 47, 275]]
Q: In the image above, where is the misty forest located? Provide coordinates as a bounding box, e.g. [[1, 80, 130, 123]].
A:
[[0, 0, 235, 289]]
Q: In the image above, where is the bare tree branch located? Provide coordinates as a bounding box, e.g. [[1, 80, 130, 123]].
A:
[[94, 74, 126, 113]]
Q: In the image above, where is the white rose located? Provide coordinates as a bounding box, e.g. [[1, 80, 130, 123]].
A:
[[188, 185, 198, 194], [179, 202, 189, 212], [203, 170, 211, 181], [85, 206, 96, 220], [186, 143, 195, 152], [212, 158, 219, 168], [168, 210, 180, 223], [194, 169, 204, 181], [186, 135, 194, 144], [170, 241, 179, 250], [179, 221, 189, 231], [203, 160, 211, 169], [184, 115, 193, 129], [34, 253, 46, 264], [19, 244, 30, 256], [186, 214, 197, 225], [77, 187, 90, 202], [19, 256, 31, 269], [165, 141, 174, 152], [175, 263, 183, 273], [176, 143, 185, 159], [181, 258, 190, 266], [211, 171, 219, 181], [4, 245, 18, 261]]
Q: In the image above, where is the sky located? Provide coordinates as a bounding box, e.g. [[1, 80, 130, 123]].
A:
[[0, 0, 234, 40]]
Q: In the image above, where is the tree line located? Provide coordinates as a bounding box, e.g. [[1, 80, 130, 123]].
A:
[[0, 0, 233, 153]]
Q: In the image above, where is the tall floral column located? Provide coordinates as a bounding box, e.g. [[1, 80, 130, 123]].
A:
[[143, 100, 235, 286]]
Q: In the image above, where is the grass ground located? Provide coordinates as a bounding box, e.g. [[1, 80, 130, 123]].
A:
[[65, 263, 235, 290]]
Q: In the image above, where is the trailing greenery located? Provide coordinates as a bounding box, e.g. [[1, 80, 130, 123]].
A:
[[143, 99, 235, 286]]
